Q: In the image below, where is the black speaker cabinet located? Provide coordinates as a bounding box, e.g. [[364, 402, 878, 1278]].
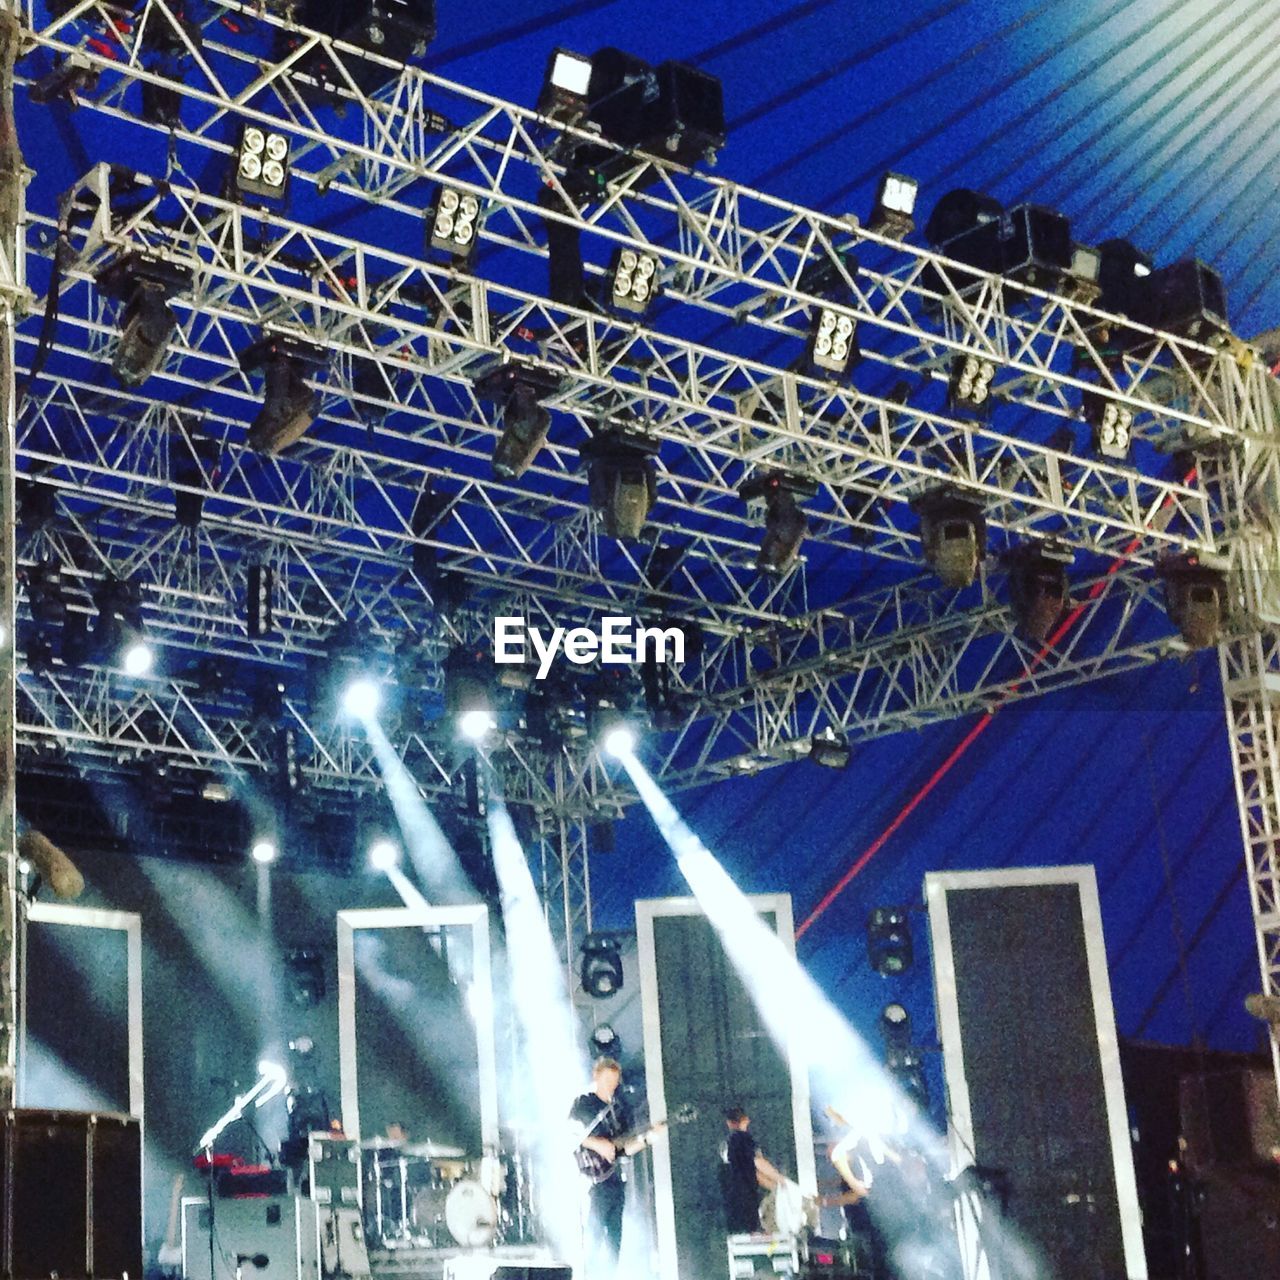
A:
[[2, 1109, 141, 1280]]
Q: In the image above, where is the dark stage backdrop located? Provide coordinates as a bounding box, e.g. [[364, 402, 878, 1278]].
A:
[[15, 847, 451, 1257], [644, 905, 802, 1280]]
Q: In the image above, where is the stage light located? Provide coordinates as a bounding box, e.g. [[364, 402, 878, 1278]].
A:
[[427, 186, 482, 261], [369, 839, 399, 871], [1160, 555, 1228, 649], [948, 353, 997, 412], [1083, 390, 1134, 459], [589, 1023, 621, 1057], [29, 51, 97, 105], [913, 490, 986, 589], [1132, 259, 1231, 346], [538, 47, 593, 120], [251, 838, 278, 865], [122, 638, 154, 677], [808, 306, 859, 377], [580, 932, 624, 999], [1097, 238, 1153, 318], [286, 948, 326, 1007], [868, 171, 918, 240], [867, 907, 913, 976], [457, 707, 496, 742], [880, 1002, 913, 1055], [341, 676, 382, 719], [112, 280, 177, 387], [923, 188, 1004, 250], [580, 430, 660, 541], [295, 0, 437, 94], [809, 728, 851, 770], [607, 247, 661, 316], [602, 722, 637, 758], [1008, 543, 1071, 644], [740, 472, 815, 576], [233, 123, 291, 201], [241, 338, 321, 455], [476, 362, 562, 479], [1063, 243, 1102, 305]]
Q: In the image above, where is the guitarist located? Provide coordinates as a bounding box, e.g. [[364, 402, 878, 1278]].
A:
[[570, 1057, 663, 1274]]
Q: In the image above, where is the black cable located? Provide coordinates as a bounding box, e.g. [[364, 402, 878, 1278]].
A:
[[16, 231, 71, 413]]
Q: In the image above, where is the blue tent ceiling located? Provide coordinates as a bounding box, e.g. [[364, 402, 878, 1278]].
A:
[[16, 0, 1280, 1064]]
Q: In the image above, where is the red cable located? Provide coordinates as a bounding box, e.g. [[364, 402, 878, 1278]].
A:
[[795, 469, 1197, 939]]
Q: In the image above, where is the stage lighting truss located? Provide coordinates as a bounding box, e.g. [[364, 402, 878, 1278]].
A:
[[1084, 391, 1135, 460], [475, 361, 562, 479], [1007, 542, 1071, 644], [240, 336, 325, 455], [867, 172, 918, 240], [948, 353, 997, 412], [579, 429, 660, 541], [428, 185, 483, 260], [913, 490, 987, 590], [739, 471, 816, 577], [96, 254, 190, 389], [808, 305, 860, 377], [607, 247, 661, 315], [233, 123, 291, 201], [1160, 554, 1229, 650], [879, 1001, 913, 1055]]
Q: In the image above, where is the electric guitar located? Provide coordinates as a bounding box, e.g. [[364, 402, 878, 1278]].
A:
[[575, 1102, 697, 1183]]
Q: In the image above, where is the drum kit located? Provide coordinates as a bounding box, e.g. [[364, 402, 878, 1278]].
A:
[[360, 1137, 531, 1250]]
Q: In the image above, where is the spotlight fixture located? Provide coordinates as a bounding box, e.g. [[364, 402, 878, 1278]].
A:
[[170, 425, 221, 527], [93, 577, 154, 674], [1130, 259, 1230, 346], [285, 947, 326, 1008], [607, 247, 661, 315], [1096, 238, 1153, 320], [948, 353, 997, 412], [1062, 243, 1103, 305], [912, 490, 986, 589], [247, 563, 274, 639], [808, 305, 860, 377], [368, 839, 399, 872], [579, 429, 660, 541], [538, 47, 594, 121], [251, 838, 278, 865], [739, 472, 816, 576], [867, 172, 918, 240], [589, 1022, 621, 1058], [475, 362, 562, 480], [427, 185, 483, 261], [580, 932, 624, 999], [241, 337, 323, 455], [1160, 555, 1228, 649], [583, 47, 726, 175], [341, 676, 382, 719], [96, 255, 189, 389], [445, 648, 497, 741], [1007, 543, 1071, 644], [233, 123, 291, 201], [295, 0, 437, 94], [880, 1002, 913, 1055], [592, 699, 638, 759], [808, 727, 851, 770], [867, 907, 913, 976], [29, 52, 97, 105], [1083, 390, 1134, 460], [923, 188, 1004, 251]]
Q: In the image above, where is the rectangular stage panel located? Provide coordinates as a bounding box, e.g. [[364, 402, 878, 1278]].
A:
[[337, 906, 497, 1153], [637, 895, 815, 1280], [925, 866, 1146, 1280]]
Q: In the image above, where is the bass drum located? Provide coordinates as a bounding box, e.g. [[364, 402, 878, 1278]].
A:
[[445, 1179, 499, 1247]]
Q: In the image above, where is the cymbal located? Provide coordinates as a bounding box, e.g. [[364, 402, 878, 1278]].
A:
[[360, 1137, 404, 1151], [403, 1141, 466, 1158]]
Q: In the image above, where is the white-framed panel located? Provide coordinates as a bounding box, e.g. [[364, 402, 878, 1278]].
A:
[[637, 894, 815, 1280], [336, 905, 497, 1151], [925, 865, 1145, 1280], [20, 902, 144, 1118]]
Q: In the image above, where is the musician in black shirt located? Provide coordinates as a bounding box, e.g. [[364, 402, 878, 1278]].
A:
[[720, 1106, 784, 1234], [570, 1057, 634, 1275]]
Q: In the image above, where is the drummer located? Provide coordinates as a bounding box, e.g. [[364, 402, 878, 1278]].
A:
[[384, 1120, 410, 1145]]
